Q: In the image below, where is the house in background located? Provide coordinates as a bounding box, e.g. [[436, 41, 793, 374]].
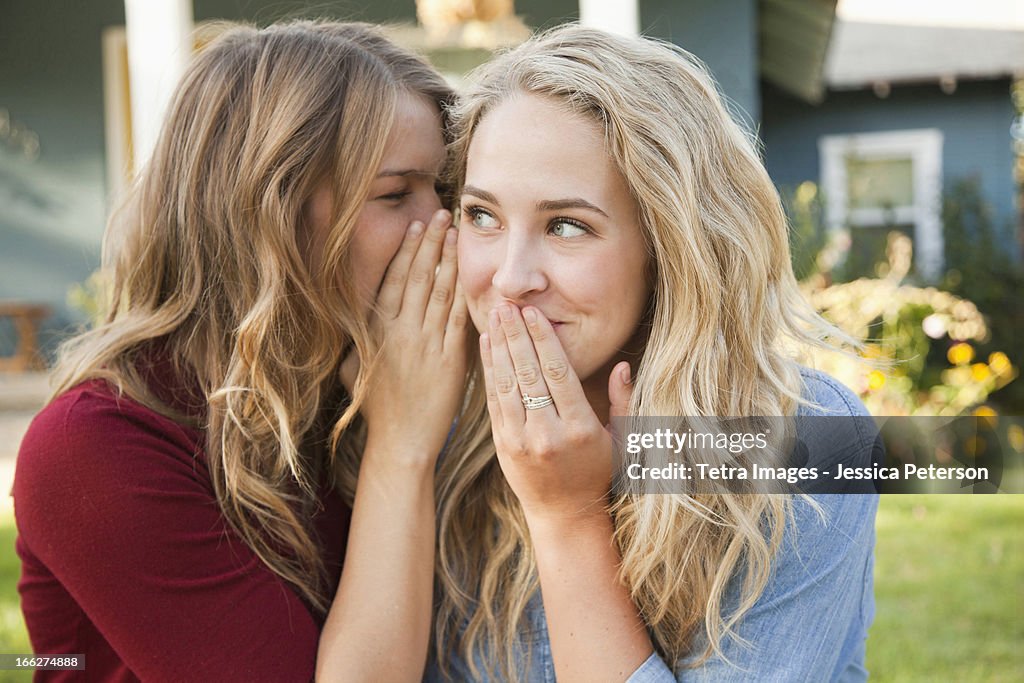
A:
[[761, 4, 1024, 279], [1, 0, 1020, 361]]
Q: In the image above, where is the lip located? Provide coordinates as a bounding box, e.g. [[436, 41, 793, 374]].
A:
[[534, 312, 565, 327], [490, 302, 567, 327]]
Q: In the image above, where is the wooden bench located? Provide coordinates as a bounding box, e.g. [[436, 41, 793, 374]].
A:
[[0, 301, 52, 372]]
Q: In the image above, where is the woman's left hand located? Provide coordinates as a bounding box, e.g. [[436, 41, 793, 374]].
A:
[[480, 303, 633, 524]]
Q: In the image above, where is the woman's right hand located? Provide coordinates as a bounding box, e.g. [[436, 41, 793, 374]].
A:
[[343, 209, 469, 466], [321, 209, 466, 683]]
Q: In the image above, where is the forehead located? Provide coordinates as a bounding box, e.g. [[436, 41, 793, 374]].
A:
[[466, 94, 628, 203], [379, 92, 445, 171]]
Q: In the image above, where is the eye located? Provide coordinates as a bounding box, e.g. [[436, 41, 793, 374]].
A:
[[549, 218, 590, 238], [465, 206, 501, 230], [377, 190, 411, 203]]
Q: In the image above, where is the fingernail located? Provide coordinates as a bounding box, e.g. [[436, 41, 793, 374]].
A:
[[498, 304, 513, 322], [489, 308, 501, 329], [523, 307, 537, 325], [445, 228, 457, 245], [479, 332, 489, 349], [437, 209, 452, 224], [408, 221, 424, 237], [621, 364, 632, 384]]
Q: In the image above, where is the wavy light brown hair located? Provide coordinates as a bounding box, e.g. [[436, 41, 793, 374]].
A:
[[50, 20, 454, 614], [435, 25, 844, 679]]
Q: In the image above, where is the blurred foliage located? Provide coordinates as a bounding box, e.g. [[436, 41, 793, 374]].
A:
[[783, 181, 829, 281], [786, 180, 1019, 417], [0, 108, 40, 162], [66, 269, 112, 329], [783, 180, 912, 284], [940, 177, 1024, 413]]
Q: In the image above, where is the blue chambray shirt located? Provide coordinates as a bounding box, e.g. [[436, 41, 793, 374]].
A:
[[424, 369, 877, 682]]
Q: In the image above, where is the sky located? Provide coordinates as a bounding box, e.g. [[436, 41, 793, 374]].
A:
[[838, 0, 1024, 29]]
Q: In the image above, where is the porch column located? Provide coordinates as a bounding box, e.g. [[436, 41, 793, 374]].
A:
[[579, 0, 639, 37], [124, 0, 194, 168]]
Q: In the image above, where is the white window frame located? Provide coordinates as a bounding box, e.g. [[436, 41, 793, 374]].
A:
[[819, 129, 944, 279]]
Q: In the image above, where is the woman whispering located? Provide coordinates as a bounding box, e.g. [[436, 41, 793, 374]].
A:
[[15, 20, 469, 682]]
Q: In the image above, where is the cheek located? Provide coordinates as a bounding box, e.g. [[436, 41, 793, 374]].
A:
[[350, 208, 407, 302], [610, 255, 650, 321], [575, 252, 648, 332], [457, 234, 497, 329]]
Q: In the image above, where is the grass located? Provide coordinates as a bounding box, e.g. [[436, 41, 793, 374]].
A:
[[0, 497, 1019, 681], [0, 520, 31, 683], [866, 495, 1024, 682]]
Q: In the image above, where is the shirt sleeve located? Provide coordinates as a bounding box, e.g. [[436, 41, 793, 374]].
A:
[[626, 494, 877, 683], [14, 388, 328, 683]]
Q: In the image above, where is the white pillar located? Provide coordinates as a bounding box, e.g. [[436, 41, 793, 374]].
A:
[[579, 0, 639, 38], [124, 0, 194, 168]]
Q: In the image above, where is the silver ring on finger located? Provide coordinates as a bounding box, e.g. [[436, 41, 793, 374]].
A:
[[521, 392, 554, 410]]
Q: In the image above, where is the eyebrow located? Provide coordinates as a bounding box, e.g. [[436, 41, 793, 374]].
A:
[[377, 169, 440, 179], [537, 198, 609, 218], [462, 185, 609, 218]]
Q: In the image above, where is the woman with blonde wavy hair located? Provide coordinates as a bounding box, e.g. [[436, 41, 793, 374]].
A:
[[427, 25, 877, 682], [15, 20, 469, 682]]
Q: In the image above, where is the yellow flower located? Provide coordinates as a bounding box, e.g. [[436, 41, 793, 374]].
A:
[[862, 344, 883, 360], [1009, 425, 1024, 453], [963, 436, 987, 458], [795, 181, 818, 204], [947, 342, 974, 366], [972, 405, 998, 429], [988, 352, 1012, 377], [867, 370, 886, 391], [971, 363, 991, 382]]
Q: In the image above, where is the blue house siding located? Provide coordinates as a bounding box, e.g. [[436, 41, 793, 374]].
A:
[[642, 0, 759, 124], [760, 79, 1018, 235], [0, 1, 127, 356]]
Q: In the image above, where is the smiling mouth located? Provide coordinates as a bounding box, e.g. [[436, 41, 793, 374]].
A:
[[488, 303, 567, 329]]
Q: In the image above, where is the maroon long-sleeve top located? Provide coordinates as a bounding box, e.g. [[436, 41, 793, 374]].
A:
[[13, 379, 350, 682]]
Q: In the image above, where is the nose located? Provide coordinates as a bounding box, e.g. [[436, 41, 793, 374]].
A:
[[491, 232, 548, 302], [415, 186, 443, 225]]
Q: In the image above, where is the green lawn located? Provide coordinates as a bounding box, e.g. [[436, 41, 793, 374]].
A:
[[867, 495, 1024, 682], [0, 497, 1020, 681], [0, 520, 30, 683]]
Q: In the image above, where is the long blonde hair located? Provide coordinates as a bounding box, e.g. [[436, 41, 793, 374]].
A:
[[50, 20, 454, 614], [435, 25, 841, 678]]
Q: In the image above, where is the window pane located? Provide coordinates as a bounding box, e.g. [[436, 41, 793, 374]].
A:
[[840, 224, 915, 281], [846, 157, 914, 210]]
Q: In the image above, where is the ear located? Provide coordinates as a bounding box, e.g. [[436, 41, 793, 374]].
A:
[[607, 361, 633, 421]]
